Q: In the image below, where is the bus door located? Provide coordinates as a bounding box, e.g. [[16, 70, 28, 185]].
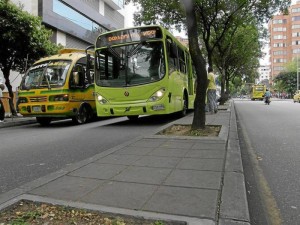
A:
[[69, 57, 94, 103]]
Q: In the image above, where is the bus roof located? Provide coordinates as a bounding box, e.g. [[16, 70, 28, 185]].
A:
[[59, 48, 94, 55]]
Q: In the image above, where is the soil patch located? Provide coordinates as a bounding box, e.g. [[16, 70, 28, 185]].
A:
[[0, 200, 185, 225], [158, 124, 221, 137]]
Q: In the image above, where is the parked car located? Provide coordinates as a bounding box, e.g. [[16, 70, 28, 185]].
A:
[[293, 90, 300, 103]]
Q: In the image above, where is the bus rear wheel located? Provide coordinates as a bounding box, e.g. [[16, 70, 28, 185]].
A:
[[127, 115, 139, 121], [36, 117, 52, 126], [179, 93, 188, 117], [72, 106, 88, 124]]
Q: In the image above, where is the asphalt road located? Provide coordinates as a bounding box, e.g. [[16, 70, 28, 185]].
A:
[[235, 99, 300, 225], [0, 114, 178, 194]]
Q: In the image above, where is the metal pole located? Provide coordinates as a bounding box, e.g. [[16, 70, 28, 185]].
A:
[[298, 53, 299, 90]]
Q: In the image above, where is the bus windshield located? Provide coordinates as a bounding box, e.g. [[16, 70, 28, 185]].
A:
[[95, 41, 165, 87], [21, 60, 71, 90]]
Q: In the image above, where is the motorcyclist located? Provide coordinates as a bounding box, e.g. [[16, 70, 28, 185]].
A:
[[264, 89, 271, 104]]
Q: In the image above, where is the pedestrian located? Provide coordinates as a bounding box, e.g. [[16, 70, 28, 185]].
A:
[[0, 78, 5, 122], [207, 67, 218, 114]]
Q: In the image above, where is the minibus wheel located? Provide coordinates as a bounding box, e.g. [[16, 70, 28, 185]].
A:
[[72, 105, 88, 124], [36, 117, 52, 126]]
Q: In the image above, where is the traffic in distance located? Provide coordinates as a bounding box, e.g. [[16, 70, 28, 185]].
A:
[[17, 25, 196, 124]]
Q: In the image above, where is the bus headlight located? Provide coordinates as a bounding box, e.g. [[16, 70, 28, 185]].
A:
[[97, 94, 108, 104], [148, 88, 166, 102]]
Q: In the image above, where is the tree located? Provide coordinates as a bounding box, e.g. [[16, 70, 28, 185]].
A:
[[0, 0, 60, 115], [274, 71, 297, 96], [213, 23, 261, 102], [126, 0, 289, 129]]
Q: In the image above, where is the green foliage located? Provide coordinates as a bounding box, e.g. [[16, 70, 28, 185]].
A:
[[0, 0, 60, 74], [273, 71, 297, 94]]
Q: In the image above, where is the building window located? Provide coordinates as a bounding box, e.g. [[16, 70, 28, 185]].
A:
[[273, 27, 286, 31], [292, 16, 300, 21], [273, 35, 286, 39], [293, 48, 300, 54], [273, 58, 287, 63], [292, 7, 300, 13], [274, 66, 284, 71], [53, 0, 108, 33], [292, 32, 300, 37], [273, 19, 287, 24], [292, 24, 300, 29], [273, 50, 287, 55], [273, 42, 286, 47]]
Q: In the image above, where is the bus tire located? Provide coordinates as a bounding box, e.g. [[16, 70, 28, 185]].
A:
[[72, 105, 88, 125], [127, 115, 139, 121], [179, 93, 188, 117], [36, 117, 52, 126]]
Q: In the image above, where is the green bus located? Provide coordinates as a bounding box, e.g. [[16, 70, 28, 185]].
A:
[[94, 25, 196, 120]]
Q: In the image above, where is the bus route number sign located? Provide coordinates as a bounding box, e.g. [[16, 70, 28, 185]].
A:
[[97, 27, 162, 47]]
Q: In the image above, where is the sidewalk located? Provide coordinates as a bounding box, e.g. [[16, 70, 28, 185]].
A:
[[0, 101, 250, 225]]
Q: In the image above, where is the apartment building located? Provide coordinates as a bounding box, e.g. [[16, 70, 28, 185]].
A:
[[257, 65, 271, 86], [269, 1, 300, 82]]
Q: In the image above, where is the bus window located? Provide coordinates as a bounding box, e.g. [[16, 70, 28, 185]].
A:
[[167, 38, 178, 72], [95, 41, 165, 87]]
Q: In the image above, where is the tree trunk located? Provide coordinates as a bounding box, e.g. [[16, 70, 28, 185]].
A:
[[182, 0, 207, 129], [2, 67, 17, 116]]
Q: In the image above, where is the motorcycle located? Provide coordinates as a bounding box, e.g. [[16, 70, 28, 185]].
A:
[[264, 96, 270, 105]]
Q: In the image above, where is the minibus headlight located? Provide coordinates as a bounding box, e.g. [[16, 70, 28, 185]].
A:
[[97, 94, 108, 104], [148, 88, 166, 102]]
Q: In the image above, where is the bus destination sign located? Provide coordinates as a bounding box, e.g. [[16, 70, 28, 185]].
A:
[[97, 27, 162, 47]]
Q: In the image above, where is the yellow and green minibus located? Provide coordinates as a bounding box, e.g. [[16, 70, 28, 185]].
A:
[[94, 25, 196, 120], [250, 84, 266, 101], [17, 48, 96, 125]]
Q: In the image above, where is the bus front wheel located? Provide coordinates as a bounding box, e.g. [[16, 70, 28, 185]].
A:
[[36, 117, 52, 126], [72, 105, 88, 124]]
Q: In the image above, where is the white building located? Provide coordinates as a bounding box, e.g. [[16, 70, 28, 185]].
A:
[[1, 0, 125, 90], [257, 65, 271, 85]]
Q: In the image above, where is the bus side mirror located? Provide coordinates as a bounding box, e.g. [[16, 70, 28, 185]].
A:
[[170, 43, 178, 58], [72, 72, 79, 85]]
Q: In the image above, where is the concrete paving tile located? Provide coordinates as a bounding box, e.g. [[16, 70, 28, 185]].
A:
[[68, 163, 127, 180], [144, 186, 218, 219], [133, 156, 181, 168], [29, 176, 105, 200], [164, 169, 222, 189], [112, 166, 172, 185], [80, 181, 157, 210], [160, 141, 194, 149], [114, 146, 154, 155], [95, 154, 142, 165], [192, 142, 226, 150], [185, 150, 225, 159], [177, 158, 224, 171], [148, 148, 189, 157], [129, 139, 166, 148], [219, 219, 250, 225]]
